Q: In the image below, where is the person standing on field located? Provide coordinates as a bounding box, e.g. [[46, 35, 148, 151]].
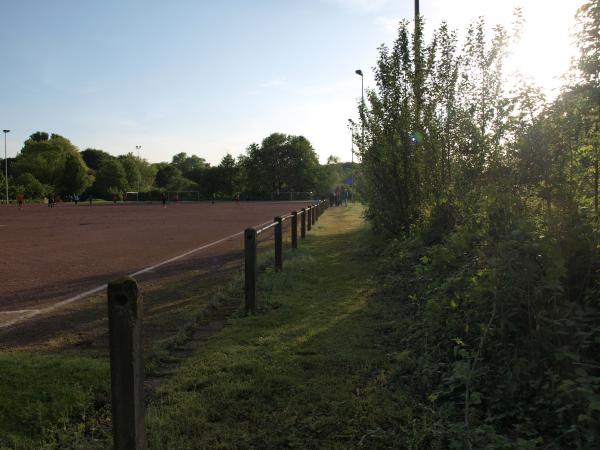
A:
[[161, 192, 167, 208], [17, 193, 24, 209]]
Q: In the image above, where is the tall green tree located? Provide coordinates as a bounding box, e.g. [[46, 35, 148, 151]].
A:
[[243, 133, 320, 195], [93, 159, 128, 196], [13, 132, 91, 195], [80, 148, 113, 171]]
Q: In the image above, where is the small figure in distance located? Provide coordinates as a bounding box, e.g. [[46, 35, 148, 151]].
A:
[[17, 193, 24, 209], [343, 188, 349, 207], [236, 192, 240, 204], [74, 194, 79, 206], [161, 192, 167, 208], [174, 193, 179, 204], [113, 194, 118, 204], [211, 192, 215, 205], [89, 195, 93, 206]]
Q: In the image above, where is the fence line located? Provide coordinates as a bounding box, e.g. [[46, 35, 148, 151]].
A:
[[106, 199, 329, 446]]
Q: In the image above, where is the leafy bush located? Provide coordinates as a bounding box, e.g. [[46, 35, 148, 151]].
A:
[[376, 193, 600, 447]]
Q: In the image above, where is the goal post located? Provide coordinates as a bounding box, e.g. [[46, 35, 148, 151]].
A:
[[124, 192, 139, 202], [167, 191, 201, 202], [270, 191, 314, 201]]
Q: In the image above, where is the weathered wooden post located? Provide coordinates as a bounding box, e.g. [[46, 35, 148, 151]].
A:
[[274, 216, 282, 271], [244, 228, 257, 314], [107, 277, 147, 450], [315, 201, 319, 222], [311, 204, 316, 226], [301, 208, 306, 239], [307, 206, 312, 231], [291, 211, 298, 249]]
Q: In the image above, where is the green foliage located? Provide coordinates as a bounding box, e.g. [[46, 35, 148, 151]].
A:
[[92, 158, 128, 196], [60, 152, 92, 196], [359, 3, 600, 446], [80, 148, 113, 171], [377, 193, 600, 447], [0, 352, 109, 448], [13, 132, 91, 195], [243, 133, 320, 195], [12, 172, 48, 198], [171, 152, 208, 175]]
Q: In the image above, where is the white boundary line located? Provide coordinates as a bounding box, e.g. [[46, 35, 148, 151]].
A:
[[0, 220, 273, 330]]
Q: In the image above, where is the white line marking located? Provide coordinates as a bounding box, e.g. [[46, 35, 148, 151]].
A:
[[0, 220, 273, 330], [0, 309, 39, 314]]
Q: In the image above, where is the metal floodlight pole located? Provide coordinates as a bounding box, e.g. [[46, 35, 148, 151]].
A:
[[135, 145, 142, 195], [3, 130, 9, 205], [355, 69, 364, 148]]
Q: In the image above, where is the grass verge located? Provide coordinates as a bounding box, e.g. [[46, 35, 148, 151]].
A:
[[145, 205, 419, 448]]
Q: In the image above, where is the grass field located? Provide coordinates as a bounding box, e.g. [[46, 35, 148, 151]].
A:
[[0, 204, 426, 449]]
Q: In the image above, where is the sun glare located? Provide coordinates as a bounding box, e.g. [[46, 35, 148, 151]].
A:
[[430, 0, 580, 97]]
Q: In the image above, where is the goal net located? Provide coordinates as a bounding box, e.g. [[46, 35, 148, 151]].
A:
[[270, 191, 313, 201], [167, 191, 201, 202], [124, 191, 139, 201]]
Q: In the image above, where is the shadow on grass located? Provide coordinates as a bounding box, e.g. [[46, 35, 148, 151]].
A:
[[144, 211, 420, 449]]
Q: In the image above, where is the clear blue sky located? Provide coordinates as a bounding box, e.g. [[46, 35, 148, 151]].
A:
[[0, 0, 578, 165]]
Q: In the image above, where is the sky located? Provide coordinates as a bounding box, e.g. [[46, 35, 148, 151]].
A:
[[0, 0, 581, 165]]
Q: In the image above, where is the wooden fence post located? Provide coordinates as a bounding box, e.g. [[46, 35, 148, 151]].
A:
[[274, 216, 282, 271], [107, 277, 147, 450], [291, 211, 298, 249], [244, 228, 257, 314], [307, 207, 312, 231], [301, 208, 306, 239], [311, 204, 316, 226]]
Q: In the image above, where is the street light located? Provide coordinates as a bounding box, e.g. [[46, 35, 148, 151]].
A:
[[135, 145, 142, 195], [3, 129, 9, 205], [347, 119, 355, 165], [354, 69, 364, 147]]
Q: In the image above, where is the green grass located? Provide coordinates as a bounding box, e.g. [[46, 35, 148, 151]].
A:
[[0, 352, 110, 448], [0, 205, 423, 449], [145, 206, 418, 449]]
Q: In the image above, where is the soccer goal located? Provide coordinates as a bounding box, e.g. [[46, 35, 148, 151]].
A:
[[270, 191, 313, 201], [167, 191, 201, 202], [124, 191, 139, 201]]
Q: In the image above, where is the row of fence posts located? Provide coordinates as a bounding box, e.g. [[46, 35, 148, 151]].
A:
[[105, 199, 329, 449], [244, 200, 328, 315]]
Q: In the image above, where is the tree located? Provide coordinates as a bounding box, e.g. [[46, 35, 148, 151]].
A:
[[12, 173, 47, 198], [118, 153, 142, 191], [218, 153, 243, 197], [80, 148, 113, 171], [59, 153, 92, 195], [575, 0, 600, 212], [171, 152, 208, 175], [243, 133, 320, 195], [13, 132, 91, 195], [155, 164, 182, 188], [93, 159, 128, 197]]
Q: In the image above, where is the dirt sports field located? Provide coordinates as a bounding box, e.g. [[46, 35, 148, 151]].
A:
[[0, 201, 304, 332]]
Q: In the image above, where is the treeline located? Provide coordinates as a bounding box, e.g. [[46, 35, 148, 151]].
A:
[[359, 1, 600, 447], [1, 132, 356, 201]]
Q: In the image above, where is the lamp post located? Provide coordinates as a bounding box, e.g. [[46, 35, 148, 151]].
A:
[[348, 119, 355, 202], [354, 69, 364, 147], [3, 130, 9, 205], [135, 145, 142, 195]]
